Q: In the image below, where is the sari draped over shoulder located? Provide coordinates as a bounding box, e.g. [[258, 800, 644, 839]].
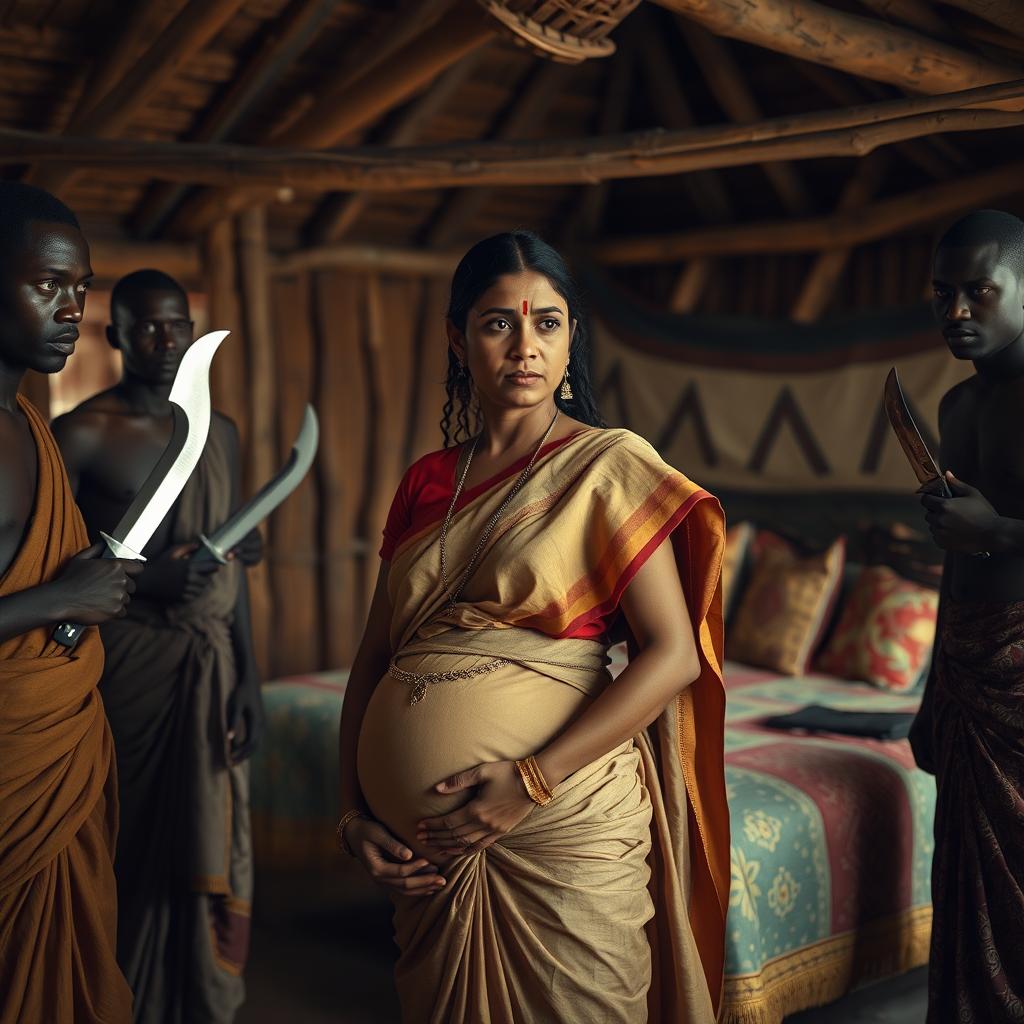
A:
[[357, 428, 729, 1024], [0, 396, 132, 1023]]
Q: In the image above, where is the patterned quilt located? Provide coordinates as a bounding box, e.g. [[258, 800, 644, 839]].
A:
[[250, 661, 935, 1022]]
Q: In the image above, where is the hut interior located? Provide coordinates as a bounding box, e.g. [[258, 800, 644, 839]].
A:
[[4, 0, 1022, 1021]]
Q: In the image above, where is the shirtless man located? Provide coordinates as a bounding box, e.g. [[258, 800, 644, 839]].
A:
[[53, 269, 263, 1024], [0, 182, 138, 1022], [913, 209, 1024, 1022]]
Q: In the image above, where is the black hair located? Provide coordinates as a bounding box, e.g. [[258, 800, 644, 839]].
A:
[[441, 230, 605, 446], [110, 268, 189, 323], [0, 182, 80, 269], [936, 209, 1024, 280]]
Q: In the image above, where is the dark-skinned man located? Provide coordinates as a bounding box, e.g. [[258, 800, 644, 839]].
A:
[[53, 269, 264, 1024], [0, 182, 139, 1023], [910, 209, 1024, 1022]]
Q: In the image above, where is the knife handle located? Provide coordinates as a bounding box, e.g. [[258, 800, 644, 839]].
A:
[[51, 533, 145, 650]]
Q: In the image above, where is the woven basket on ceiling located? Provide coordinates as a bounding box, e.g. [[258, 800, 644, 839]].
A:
[[474, 0, 642, 63]]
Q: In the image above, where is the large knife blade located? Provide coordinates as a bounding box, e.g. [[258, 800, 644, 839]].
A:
[[53, 330, 228, 647], [193, 404, 319, 563], [883, 367, 951, 498]]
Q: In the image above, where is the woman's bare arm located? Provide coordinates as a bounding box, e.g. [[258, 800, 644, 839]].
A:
[[534, 537, 701, 788]]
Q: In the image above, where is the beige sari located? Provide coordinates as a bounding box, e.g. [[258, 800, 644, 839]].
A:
[[357, 428, 729, 1023]]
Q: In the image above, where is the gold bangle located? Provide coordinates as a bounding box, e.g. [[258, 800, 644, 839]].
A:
[[515, 756, 554, 806], [336, 809, 366, 856]]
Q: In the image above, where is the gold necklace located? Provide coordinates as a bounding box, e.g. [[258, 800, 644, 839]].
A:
[[439, 409, 560, 614]]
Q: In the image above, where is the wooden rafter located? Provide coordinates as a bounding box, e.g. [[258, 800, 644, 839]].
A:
[[168, 1, 494, 238], [563, 41, 635, 240], [6, 94, 1022, 194], [637, 8, 733, 222], [133, 0, 337, 239], [856, 0, 955, 38], [595, 158, 1024, 264], [790, 155, 889, 322], [424, 59, 570, 248], [304, 49, 486, 247], [675, 19, 812, 215], [31, 0, 249, 195], [650, 0, 1020, 103], [934, 0, 1024, 37], [668, 257, 713, 313]]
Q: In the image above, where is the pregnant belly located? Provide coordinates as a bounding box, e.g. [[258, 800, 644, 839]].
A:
[[357, 653, 589, 858]]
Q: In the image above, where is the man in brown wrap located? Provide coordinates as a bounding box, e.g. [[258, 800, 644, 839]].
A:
[[912, 209, 1024, 1022], [0, 182, 141, 1023], [53, 270, 264, 1024]]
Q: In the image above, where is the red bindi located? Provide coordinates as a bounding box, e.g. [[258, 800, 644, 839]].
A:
[[522, 300, 528, 316]]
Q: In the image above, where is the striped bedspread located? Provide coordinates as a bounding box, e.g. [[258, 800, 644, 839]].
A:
[[249, 661, 935, 1022]]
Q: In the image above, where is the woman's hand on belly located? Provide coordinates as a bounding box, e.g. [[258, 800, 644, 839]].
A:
[[347, 818, 447, 896], [417, 760, 535, 857]]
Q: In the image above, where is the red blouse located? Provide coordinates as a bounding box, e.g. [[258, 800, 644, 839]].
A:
[[380, 432, 613, 639]]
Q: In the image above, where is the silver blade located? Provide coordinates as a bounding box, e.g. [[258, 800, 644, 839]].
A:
[[204, 404, 319, 557], [116, 330, 227, 555]]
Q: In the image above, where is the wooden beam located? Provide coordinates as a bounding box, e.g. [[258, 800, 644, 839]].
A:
[[651, 0, 1019, 102], [934, 0, 1024, 37], [170, 2, 494, 237], [89, 238, 202, 284], [637, 8, 734, 222], [273, 244, 461, 277], [5, 99, 1022, 195], [305, 49, 485, 247], [564, 42, 635, 239], [669, 257, 713, 313], [856, 0, 956, 38], [31, 0, 249, 195], [676, 19, 812, 214], [790, 156, 888, 322], [133, 0, 337, 239], [792, 62, 960, 180], [595, 158, 1024, 264], [425, 59, 570, 248]]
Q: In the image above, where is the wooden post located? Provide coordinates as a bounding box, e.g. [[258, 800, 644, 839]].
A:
[[313, 271, 368, 667], [269, 272, 322, 676], [669, 258, 713, 313], [791, 156, 889, 322], [236, 207, 276, 676], [651, 0, 1019, 100]]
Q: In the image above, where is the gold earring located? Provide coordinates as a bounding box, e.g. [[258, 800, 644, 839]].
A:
[[560, 366, 573, 401]]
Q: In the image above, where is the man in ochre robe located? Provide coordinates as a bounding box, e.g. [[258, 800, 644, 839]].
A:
[[912, 209, 1024, 1021], [0, 182, 141, 1021], [54, 269, 264, 1024]]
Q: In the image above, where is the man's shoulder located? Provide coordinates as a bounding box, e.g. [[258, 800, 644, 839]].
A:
[[53, 389, 123, 429], [51, 390, 122, 464], [938, 376, 979, 416]]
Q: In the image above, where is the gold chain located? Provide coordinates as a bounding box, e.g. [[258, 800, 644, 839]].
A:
[[439, 408, 560, 614]]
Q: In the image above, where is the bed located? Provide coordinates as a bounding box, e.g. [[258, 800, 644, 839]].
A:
[[249, 658, 935, 1023]]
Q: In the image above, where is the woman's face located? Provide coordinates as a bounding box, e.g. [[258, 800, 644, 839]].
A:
[[449, 269, 575, 411]]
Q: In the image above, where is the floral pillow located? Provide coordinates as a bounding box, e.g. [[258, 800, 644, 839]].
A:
[[728, 535, 846, 676], [816, 565, 938, 691]]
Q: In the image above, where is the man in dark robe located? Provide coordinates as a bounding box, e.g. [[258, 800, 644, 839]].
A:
[[912, 209, 1024, 1022], [0, 182, 140, 1023], [53, 269, 264, 1024]]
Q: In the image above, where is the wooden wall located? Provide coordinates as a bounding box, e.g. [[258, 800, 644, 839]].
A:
[[205, 212, 451, 679]]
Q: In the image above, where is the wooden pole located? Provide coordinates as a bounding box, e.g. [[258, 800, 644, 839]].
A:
[[856, 0, 955, 38], [790, 156, 888, 322], [7, 104, 1022, 192], [133, 0, 337, 238], [171, 2, 494, 237], [668, 258, 713, 313], [596, 158, 1024, 264], [425, 59, 571, 247], [89, 239, 201, 285], [650, 0, 1020, 102], [934, 0, 1024, 36], [31, 0, 249, 195], [274, 244, 461, 277], [305, 49, 485, 246], [675, 19, 812, 214]]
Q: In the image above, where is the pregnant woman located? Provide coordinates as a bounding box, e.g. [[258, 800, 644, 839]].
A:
[[337, 231, 729, 1023]]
